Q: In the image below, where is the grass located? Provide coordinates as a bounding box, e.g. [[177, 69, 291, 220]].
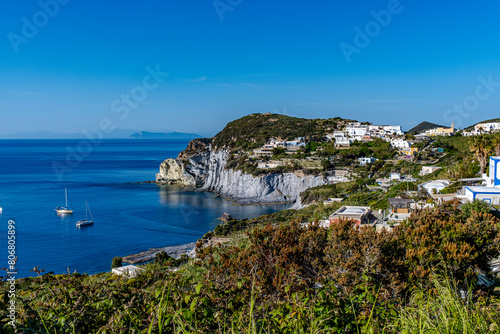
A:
[[390, 272, 500, 334]]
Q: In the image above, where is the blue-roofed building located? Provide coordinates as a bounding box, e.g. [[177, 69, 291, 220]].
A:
[[487, 156, 500, 187], [463, 156, 500, 204], [464, 186, 500, 205]]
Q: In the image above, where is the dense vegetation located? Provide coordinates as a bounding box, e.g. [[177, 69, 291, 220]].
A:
[[211, 113, 352, 150], [2, 201, 499, 333]]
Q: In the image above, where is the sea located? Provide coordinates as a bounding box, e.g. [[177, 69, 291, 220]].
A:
[[0, 139, 290, 278]]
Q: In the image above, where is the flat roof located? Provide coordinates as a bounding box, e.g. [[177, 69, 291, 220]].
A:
[[421, 180, 450, 187], [466, 186, 500, 194], [330, 206, 370, 218]]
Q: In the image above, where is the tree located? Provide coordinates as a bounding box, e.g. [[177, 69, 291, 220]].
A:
[[325, 220, 392, 293], [111, 257, 123, 269], [469, 135, 493, 173], [321, 159, 331, 171], [459, 199, 491, 220], [271, 147, 286, 157], [199, 221, 329, 297], [393, 200, 500, 291], [493, 132, 500, 156]]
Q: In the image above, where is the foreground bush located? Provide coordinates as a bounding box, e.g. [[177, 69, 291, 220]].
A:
[[2, 201, 499, 333], [391, 272, 500, 334]]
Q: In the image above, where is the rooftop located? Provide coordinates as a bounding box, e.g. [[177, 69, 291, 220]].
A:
[[421, 179, 450, 187], [330, 206, 370, 217], [466, 186, 500, 193]]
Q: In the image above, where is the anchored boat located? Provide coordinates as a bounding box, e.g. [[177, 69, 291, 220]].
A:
[[55, 188, 73, 214], [76, 200, 94, 227]]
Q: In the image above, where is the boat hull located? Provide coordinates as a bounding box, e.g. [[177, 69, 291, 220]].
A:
[[76, 220, 93, 227], [56, 209, 73, 214]]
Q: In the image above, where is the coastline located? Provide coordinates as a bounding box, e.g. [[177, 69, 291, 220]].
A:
[[132, 180, 297, 206]]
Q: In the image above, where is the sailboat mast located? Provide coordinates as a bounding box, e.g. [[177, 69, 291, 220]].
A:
[[65, 188, 68, 208], [89, 203, 93, 221]]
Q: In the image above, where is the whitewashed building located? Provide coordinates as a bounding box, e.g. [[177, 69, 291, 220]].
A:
[[419, 179, 451, 194], [390, 173, 401, 181], [420, 166, 442, 176], [475, 122, 500, 133], [390, 139, 411, 149], [358, 157, 377, 166], [332, 131, 351, 146], [346, 123, 369, 137], [464, 156, 500, 204], [382, 125, 403, 136]]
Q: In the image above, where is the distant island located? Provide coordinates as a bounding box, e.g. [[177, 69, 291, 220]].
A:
[[0, 129, 203, 140], [129, 131, 202, 139]]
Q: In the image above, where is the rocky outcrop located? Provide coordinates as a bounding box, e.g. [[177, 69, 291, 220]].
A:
[[156, 141, 326, 205], [156, 159, 196, 186], [220, 212, 233, 222], [156, 141, 211, 186]]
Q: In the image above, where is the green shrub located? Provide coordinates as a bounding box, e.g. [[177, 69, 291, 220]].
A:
[[111, 256, 122, 269]]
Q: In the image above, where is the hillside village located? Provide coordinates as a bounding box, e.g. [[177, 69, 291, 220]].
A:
[[219, 115, 500, 235], [246, 118, 456, 173]]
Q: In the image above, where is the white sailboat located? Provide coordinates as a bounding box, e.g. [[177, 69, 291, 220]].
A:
[[55, 188, 73, 214], [76, 200, 94, 227]]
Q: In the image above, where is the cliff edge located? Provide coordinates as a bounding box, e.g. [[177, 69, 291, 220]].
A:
[[156, 114, 332, 204]]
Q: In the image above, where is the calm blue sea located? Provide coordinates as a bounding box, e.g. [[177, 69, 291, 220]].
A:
[[0, 140, 289, 277]]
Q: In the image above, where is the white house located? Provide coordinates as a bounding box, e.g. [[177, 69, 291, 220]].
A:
[[358, 157, 377, 166], [464, 186, 500, 205], [390, 173, 401, 181], [420, 166, 442, 176], [463, 156, 500, 204], [332, 131, 351, 146], [461, 130, 480, 137], [390, 139, 410, 149], [475, 122, 500, 133], [382, 125, 403, 136], [346, 123, 368, 137], [419, 179, 451, 194]]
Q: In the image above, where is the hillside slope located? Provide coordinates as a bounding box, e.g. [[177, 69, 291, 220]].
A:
[[407, 121, 444, 134], [211, 113, 353, 150]]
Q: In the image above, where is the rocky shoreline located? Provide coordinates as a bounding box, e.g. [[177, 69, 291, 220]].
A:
[[122, 242, 196, 264], [156, 145, 325, 205]]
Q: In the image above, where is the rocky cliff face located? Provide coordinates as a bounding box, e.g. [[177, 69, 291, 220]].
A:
[[156, 141, 326, 205]]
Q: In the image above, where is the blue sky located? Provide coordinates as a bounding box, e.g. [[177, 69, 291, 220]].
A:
[[0, 0, 499, 137]]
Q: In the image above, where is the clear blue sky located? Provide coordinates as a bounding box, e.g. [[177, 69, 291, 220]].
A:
[[1, 0, 499, 136]]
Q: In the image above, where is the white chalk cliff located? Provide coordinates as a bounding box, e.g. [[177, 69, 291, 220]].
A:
[[156, 141, 325, 205]]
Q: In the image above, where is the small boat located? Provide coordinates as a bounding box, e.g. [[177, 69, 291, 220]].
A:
[[55, 188, 73, 214], [76, 200, 94, 227]]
